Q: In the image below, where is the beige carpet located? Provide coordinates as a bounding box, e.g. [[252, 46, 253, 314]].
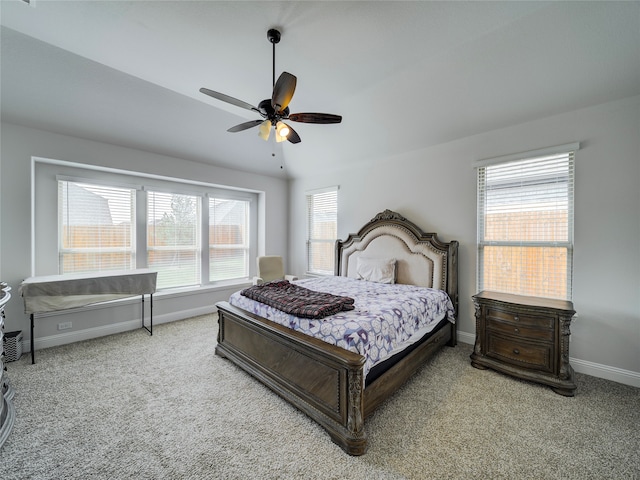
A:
[[1, 315, 638, 479]]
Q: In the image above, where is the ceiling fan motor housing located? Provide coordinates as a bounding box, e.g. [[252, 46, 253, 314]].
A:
[[257, 99, 288, 120]]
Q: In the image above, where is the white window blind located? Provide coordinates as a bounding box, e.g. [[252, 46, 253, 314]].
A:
[[49, 160, 257, 290], [209, 198, 249, 282], [58, 180, 136, 274], [147, 191, 201, 289], [477, 150, 575, 300], [306, 187, 338, 275]]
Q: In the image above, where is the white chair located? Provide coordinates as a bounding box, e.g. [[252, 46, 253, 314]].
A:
[[253, 256, 298, 285]]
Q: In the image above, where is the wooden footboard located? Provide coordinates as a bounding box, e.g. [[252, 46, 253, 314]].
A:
[[215, 301, 368, 455], [215, 300, 453, 455]]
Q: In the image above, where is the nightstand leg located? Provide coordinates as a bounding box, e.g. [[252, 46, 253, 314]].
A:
[[470, 359, 487, 370]]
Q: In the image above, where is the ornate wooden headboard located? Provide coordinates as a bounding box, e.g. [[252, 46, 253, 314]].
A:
[[335, 209, 459, 317]]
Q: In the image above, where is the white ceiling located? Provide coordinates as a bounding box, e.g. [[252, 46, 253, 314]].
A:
[[2, 1, 639, 179]]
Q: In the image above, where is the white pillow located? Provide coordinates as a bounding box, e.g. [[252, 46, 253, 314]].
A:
[[356, 257, 396, 284]]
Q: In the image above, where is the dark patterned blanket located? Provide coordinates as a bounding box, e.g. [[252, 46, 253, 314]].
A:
[[240, 280, 355, 319]]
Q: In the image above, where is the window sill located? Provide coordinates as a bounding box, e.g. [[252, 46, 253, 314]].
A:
[[154, 279, 251, 298]]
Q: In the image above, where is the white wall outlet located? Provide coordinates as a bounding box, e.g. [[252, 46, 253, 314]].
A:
[[58, 321, 72, 330]]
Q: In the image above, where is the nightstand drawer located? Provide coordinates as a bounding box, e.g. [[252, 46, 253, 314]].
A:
[[487, 318, 554, 342], [487, 308, 554, 329], [487, 335, 553, 372]]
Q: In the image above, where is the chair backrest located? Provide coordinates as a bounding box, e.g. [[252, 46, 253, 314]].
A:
[[257, 256, 285, 283]]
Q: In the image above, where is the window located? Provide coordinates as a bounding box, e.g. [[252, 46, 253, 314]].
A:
[[306, 187, 338, 275], [46, 160, 257, 290], [477, 146, 576, 300], [58, 180, 136, 274], [147, 191, 201, 290], [209, 198, 250, 282]]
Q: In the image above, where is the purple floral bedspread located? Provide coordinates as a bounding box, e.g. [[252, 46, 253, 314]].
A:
[[228, 276, 455, 377]]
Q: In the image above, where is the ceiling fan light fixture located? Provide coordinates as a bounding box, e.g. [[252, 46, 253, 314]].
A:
[[276, 121, 290, 138], [258, 119, 271, 140]]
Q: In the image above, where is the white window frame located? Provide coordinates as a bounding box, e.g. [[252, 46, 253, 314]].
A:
[[476, 143, 578, 300], [57, 178, 137, 274], [306, 186, 338, 276], [33, 158, 257, 290], [147, 190, 202, 290], [208, 197, 251, 282]]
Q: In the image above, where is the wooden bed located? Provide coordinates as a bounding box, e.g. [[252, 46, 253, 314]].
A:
[[215, 209, 458, 455]]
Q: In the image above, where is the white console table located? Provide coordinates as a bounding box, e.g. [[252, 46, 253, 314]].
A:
[[20, 269, 157, 364]]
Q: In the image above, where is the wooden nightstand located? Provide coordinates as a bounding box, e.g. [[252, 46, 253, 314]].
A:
[[470, 291, 576, 396]]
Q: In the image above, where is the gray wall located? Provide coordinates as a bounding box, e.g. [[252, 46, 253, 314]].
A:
[[2, 95, 638, 386], [0, 123, 289, 348], [289, 95, 640, 386]]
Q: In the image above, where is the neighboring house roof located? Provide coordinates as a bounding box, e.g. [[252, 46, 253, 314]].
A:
[[61, 182, 113, 225], [210, 199, 246, 225]]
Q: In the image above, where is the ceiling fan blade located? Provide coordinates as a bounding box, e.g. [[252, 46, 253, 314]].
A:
[[227, 119, 263, 133], [199, 88, 258, 113], [272, 72, 297, 113], [286, 124, 301, 144], [288, 113, 342, 124]]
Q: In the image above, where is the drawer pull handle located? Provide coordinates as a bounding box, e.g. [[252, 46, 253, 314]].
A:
[[513, 348, 520, 355], [514, 328, 520, 333], [514, 316, 520, 322]]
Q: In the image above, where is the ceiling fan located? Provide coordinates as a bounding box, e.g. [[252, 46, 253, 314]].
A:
[[199, 28, 342, 144]]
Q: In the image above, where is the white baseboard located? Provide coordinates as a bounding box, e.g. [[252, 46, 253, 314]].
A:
[[25, 305, 217, 352], [457, 331, 476, 346], [457, 330, 639, 388], [20, 318, 640, 389], [569, 357, 640, 388]]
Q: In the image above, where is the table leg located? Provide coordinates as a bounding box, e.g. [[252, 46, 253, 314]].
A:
[[150, 293, 153, 336], [31, 314, 35, 364], [142, 294, 153, 335]]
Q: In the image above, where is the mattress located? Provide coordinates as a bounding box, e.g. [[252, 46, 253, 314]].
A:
[[228, 276, 455, 378]]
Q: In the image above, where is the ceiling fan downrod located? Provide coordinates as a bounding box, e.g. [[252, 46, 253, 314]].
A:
[[267, 28, 281, 87]]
